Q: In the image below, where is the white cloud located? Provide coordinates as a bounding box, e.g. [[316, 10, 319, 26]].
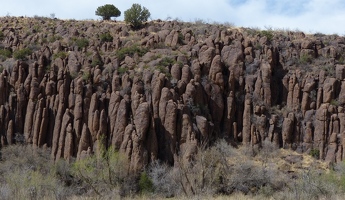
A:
[[0, 0, 343, 35]]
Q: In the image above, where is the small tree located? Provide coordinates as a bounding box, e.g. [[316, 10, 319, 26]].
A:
[[124, 4, 151, 29], [95, 4, 121, 20]]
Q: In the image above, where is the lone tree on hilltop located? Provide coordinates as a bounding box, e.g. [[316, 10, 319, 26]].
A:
[[124, 4, 151, 29], [95, 4, 121, 20]]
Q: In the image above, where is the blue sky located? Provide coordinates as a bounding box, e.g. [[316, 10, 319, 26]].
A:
[[1, 0, 344, 35]]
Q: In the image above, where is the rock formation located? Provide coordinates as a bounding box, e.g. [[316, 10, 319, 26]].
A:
[[1, 17, 345, 170]]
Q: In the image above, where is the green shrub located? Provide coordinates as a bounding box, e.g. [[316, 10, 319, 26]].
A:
[[139, 172, 154, 194], [13, 48, 32, 60], [75, 38, 89, 49], [158, 57, 175, 67], [299, 54, 312, 64], [260, 30, 274, 41], [261, 30, 273, 40], [118, 66, 128, 74], [124, 4, 151, 29], [322, 65, 335, 77], [72, 147, 129, 195], [330, 99, 340, 106], [309, 149, 320, 159], [100, 32, 113, 42], [53, 51, 68, 60], [48, 35, 62, 43], [82, 71, 90, 81], [0, 48, 12, 58], [116, 45, 148, 61], [0, 31, 4, 40], [91, 59, 103, 67], [95, 4, 121, 20]]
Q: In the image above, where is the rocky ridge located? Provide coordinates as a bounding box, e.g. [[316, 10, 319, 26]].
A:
[[0, 17, 345, 170]]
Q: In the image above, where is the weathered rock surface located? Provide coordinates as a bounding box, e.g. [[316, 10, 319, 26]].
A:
[[1, 17, 345, 170]]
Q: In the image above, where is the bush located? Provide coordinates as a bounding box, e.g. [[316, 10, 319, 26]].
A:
[[0, 145, 71, 199], [260, 30, 274, 41], [99, 32, 113, 42], [72, 146, 130, 195], [95, 4, 121, 20], [53, 51, 68, 60], [299, 54, 312, 64], [0, 31, 4, 40], [139, 172, 154, 194], [309, 149, 320, 159], [158, 56, 176, 67], [75, 38, 89, 49], [13, 48, 32, 60], [116, 45, 148, 61], [0, 48, 12, 58], [124, 4, 151, 29], [91, 58, 103, 67]]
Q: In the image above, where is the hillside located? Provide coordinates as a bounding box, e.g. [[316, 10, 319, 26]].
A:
[[1, 16, 345, 199]]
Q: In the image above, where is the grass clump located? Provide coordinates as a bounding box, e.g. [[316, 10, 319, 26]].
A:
[[99, 32, 113, 42], [0, 31, 4, 40], [158, 56, 176, 67], [0, 48, 12, 58], [260, 30, 274, 41], [139, 172, 154, 194], [116, 45, 148, 61], [13, 48, 32, 60], [299, 54, 313, 64], [53, 51, 68, 60], [91, 59, 103, 67], [72, 144, 133, 196], [48, 35, 63, 43], [75, 38, 89, 49], [309, 149, 320, 159]]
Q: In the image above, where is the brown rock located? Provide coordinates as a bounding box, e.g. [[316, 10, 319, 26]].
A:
[[112, 99, 129, 150], [199, 45, 215, 75], [323, 78, 337, 103], [242, 99, 252, 145], [282, 113, 295, 148], [56, 109, 72, 161], [77, 123, 91, 160]]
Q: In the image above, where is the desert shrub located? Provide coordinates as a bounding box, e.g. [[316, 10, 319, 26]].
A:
[[95, 4, 121, 20], [322, 65, 335, 77], [53, 51, 68, 60], [309, 149, 320, 159], [91, 58, 103, 67], [299, 54, 312, 64], [278, 170, 340, 200], [124, 4, 151, 29], [158, 56, 176, 67], [117, 66, 128, 74], [116, 45, 148, 61], [0, 145, 69, 199], [0, 31, 4, 40], [13, 48, 32, 60], [148, 161, 181, 197], [75, 38, 89, 49], [0, 48, 11, 59], [148, 140, 289, 198], [71, 146, 130, 196], [260, 30, 274, 41], [48, 35, 62, 43], [139, 172, 154, 194], [82, 71, 91, 81], [100, 32, 113, 42]]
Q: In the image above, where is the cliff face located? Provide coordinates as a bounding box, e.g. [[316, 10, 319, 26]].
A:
[[0, 17, 345, 169]]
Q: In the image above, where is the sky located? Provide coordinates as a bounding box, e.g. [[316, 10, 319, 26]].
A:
[[0, 0, 344, 35]]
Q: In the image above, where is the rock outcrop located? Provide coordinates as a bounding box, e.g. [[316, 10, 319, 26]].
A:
[[1, 17, 345, 170]]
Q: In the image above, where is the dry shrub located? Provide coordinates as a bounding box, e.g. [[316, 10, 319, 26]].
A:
[[0, 145, 70, 199]]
